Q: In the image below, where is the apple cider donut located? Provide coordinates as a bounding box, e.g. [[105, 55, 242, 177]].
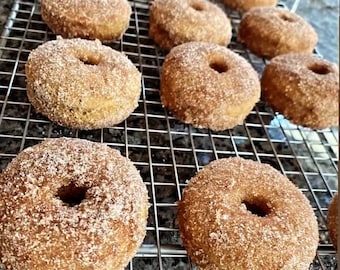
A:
[[261, 53, 339, 129], [0, 138, 149, 270], [149, 0, 232, 50], [26, 38, 141, 130], [161, 42, 261, 131], [238, 7, 318, 58], [41, 0, 131, 41], [177, 157, 319, 270], [222, 0, 278, 12], [327, 193, 338, 250]]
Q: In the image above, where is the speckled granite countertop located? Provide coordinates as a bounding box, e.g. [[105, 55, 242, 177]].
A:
[[0, 0, 11, 33]]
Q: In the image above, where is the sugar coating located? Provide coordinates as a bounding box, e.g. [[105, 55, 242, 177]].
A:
[[222, 0, 277, 12], [0, 138, 149, 270], [327, 193, 338, 250], [238, 7, 318, 58], [149, 0, 232, 50], [25, 38, 141, 130], [177, 157, 319, 269], [261, 53, 339, 129], [41, 0, 131, 41], [161, 42, 261, 131]]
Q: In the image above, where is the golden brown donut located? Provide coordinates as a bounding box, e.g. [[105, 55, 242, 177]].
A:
[[222, 0, 277, 12], [161, 42, 261, 131], [25, 38, 141, 130], [261, 53, 339, 129], [327, 193, 338, 250], [149, 0, 232, 50], [177, 157, 319, 270], [0, 138, 148, 270], [41, 0, 131, 41], [238, 7, 318, 58]]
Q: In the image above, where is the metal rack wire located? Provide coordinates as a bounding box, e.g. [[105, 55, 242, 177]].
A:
[[0, 0, 338, 269]]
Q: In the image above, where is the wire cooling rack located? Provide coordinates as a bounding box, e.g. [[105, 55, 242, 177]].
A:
[[0, 0, 338, 269]]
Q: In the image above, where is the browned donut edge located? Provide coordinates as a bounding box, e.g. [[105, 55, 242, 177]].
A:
[[40, 0, 131, 41], [327, 193, 338, 250], [261, 53, 339, 129], [177, 157, 319, 269], [222, 0, 277, 12], [160, 42, 261, 131], [149, 0, 232, 50], [149, 13, 177, 51], [237, 7, 318, 58], [0, 138, 149, 270], [25, 38, 142, 130]]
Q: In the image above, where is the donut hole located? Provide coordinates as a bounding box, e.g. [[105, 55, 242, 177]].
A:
[[242, 200, 271, 217], [190, 2, 205, 11], [278, 13, 296, 23], [57, 182, 88, 207], [308, 63, 331, 75], [209, 60, 228, 73]]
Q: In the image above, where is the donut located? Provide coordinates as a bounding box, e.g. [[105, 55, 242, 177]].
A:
[[161, 42, 261, 131], [222, 0, 277, 12], [0, 138, 148, 270], [149, 0, 232, 50], [327, 193, 338, 250], [261, 53, 339, 129], [41, 0, 131, 41], [237, 7, 318, 58], [25, 37, 141, 130], [177, 157, 319, 270]]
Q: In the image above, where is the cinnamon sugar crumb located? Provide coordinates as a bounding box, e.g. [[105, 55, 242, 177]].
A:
[[0, 138, 148, 270]]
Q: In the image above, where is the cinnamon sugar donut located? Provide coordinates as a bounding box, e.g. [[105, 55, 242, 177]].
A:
[[261, 53, 339, 129], [149, 0, 232, 50], [238, 7, 318, 58], [161, 42, 260, 131], [177, 157, 319, 270], [25, 38, 141, 130], [222, 0, 277, 12], [327, 193, 338, 250], [41, 0, 131, 41], [0, 138, 148, 270]]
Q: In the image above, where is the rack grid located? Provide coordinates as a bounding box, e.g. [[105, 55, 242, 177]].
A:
[[0, 1, 338, 269]]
